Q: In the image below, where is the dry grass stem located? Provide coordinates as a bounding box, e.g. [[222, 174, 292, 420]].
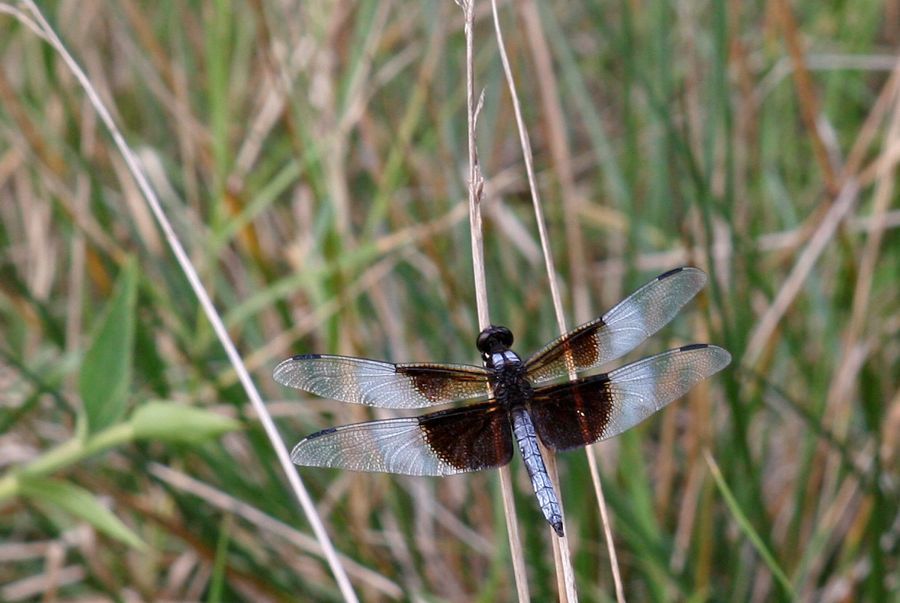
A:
[[458, 1, 530, 600], [489, 0, 574, 600], [17, 3, 359, 601], [491, 1, 622, 600]]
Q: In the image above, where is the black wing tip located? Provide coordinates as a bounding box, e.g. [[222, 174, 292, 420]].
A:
[[657, 265, 706, 281], [678, 343, 733, 369], [273, 354, 322, 377], [679, 342, 729, 355], [679, 342, 710, 352], [290, 427, 338, 465], [552, 520, 564, 537], [657, 266, 686, 280], [305, 426, 338, 440]]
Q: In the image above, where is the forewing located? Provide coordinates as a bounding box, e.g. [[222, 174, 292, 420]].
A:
[[531, 344, 731, 450], [274, 354, 490, 409], [290, 402, 513, 476], [525, 267, 708, 384]]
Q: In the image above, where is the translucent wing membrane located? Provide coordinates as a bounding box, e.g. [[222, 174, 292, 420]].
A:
[[273, 354, 490, 409], [290, 402, 513, 476], [524, 267, 708, 384], [531, 344, 731, 451]]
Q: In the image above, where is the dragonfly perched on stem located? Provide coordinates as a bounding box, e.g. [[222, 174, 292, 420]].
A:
[[274, 267, 731, 536]]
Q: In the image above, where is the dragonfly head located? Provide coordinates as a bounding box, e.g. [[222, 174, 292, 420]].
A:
[[477, 325, 515, 366]]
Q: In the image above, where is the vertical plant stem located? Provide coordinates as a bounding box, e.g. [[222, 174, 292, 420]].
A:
[[487, 1, 576, 599], [458, 2, 530, 601], [519, 0, 589, 325], [462, 3, 489, 330], [585, 451, 624, 601], [20, 4, 359, 601], [491, 1, 625, 601]]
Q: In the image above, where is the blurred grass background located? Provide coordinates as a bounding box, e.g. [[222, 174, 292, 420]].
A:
[[1, 1, 898, 601]]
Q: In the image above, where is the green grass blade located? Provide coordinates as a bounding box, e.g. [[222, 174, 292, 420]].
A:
[[78, 259, 138, 435], [20, 476, 145, 550], [207, 514, 233, 603], [704, 450, 794, 598]]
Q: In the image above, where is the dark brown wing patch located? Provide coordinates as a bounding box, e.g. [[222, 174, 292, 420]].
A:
[[530, 376, 614, 451], [523, 319, 605, 384], [419, 402, 513, 472], [530, 345, 732, 451], [395, 364, 491, 404]]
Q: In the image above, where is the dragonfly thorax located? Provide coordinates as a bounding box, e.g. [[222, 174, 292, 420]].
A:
[[492, 363, 532, 408], [488, 350, 522, 370]]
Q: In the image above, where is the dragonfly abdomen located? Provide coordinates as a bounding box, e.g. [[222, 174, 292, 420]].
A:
[[511, 406, 564, 536]]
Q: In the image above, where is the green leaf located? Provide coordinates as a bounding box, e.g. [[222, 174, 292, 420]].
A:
[[19, 477, 145, 550], [131, 401, 240, 444], [79, 260, 138, 435]]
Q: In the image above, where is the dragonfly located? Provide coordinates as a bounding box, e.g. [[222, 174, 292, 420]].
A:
[[274, 267, 730, 536]]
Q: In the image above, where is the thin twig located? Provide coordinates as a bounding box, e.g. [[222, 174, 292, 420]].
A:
[[0, 4, 46, 40], [463, 12, 489, 327], [457, 1, 530, 601], [519, 0, 589, 324], [487, 2, 578, 601], [527, 0, 625, 599], [491, 1, 625, 601], [18, 4, 359, 601]]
